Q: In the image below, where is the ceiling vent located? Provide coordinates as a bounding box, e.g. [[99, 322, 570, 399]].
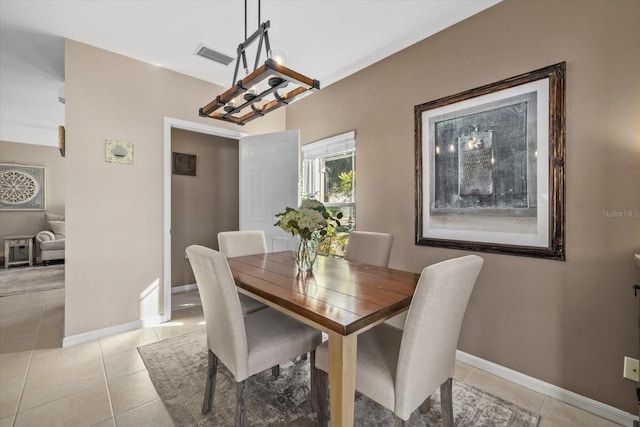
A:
[[194, 44, 234, 66]]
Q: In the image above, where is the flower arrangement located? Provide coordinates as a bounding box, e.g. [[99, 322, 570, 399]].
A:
[[275, 199, 342, 271], [275, 199, 342, 240]]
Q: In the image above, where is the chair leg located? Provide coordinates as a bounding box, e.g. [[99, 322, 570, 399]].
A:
[[235, 379, 248, 427], [394, 415, 406, 427], [271, 365, 280, 377], [309, 351, 318, 412], [202, 350, 218, 414], [419, 396, 432, 413], [440, 377, 454, 427], [313, 365, 329, 427]]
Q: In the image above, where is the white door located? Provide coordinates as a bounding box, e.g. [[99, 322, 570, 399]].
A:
[[239, 129, 300, 252]]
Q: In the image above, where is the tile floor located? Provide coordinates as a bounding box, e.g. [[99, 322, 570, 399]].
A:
[[0, 287, 622, 426]]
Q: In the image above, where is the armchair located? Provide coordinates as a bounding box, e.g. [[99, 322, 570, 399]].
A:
[[36, 213, 65, 263]]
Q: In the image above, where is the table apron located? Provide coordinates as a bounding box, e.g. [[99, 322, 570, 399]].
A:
[[236, 286, 408, 338]]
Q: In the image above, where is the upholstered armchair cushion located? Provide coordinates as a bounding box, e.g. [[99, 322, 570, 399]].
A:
[[48, 221, 65, 239], [39, 238, 65, 251], [36, 230, 56, 243], [36, 230, 65, 250], [36, 222, 65, 262], [45, 213, 64, 222]]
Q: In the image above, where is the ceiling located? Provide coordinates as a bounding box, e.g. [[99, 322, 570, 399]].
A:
[[0, 0, 501, 146]]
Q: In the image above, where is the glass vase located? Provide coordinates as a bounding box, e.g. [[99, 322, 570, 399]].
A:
[[295, 237, 318, 272]]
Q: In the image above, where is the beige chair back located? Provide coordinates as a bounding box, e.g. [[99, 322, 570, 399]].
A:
[[394, 255, 483, 419], [185, 245, 251, 380], [218, 230, 267, 257], [344, 231, 393, 267]]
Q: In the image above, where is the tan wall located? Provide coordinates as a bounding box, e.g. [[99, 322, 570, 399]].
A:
[[287, 0, 639, 414], [0, 141, 65, 258], [64, 40, 284, 337], [170, 129, 239, 287]]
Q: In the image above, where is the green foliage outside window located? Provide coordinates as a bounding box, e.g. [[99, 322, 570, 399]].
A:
[[303, 142, 355, 256], [324, 156, 354, 203]]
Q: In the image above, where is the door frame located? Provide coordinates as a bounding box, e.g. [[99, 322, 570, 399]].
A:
[[162, 117, 247, 321]]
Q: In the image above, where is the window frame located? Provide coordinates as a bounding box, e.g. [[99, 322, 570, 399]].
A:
[[302, 132, 356, 256], [302, 131, 356, 209]]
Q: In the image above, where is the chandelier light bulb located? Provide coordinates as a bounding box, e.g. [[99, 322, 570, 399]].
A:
[[269, 47, 288, 65], [244, 86, 258, 101], [224, 98, 237, 113]]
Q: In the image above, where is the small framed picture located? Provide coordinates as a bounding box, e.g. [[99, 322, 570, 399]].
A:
[[172, 152, 196, 176], [106, 140, 134, 164]]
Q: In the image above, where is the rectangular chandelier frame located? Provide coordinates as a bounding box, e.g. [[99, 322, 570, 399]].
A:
[[199, 21, 320, 126]]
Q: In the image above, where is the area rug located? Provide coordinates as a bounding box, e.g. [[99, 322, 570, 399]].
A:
[[0, 264, 64, 297], [139, 329, 538, 427]]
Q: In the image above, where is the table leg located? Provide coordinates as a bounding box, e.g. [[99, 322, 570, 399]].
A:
[[327, 331, 357, 426]]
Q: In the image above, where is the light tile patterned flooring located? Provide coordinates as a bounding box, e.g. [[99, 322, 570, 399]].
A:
[[0, 288, 621, 426]]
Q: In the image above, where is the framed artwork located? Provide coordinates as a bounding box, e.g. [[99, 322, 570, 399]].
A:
[[105, 140, 134, 164], [172, 152, 197, 176], [0, 163, 46, 210], [415, 62, 565, 260]]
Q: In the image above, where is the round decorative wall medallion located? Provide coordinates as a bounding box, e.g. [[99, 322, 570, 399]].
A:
[[0, 170, 40, 205]]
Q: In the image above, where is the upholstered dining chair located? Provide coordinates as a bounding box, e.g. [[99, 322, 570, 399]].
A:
[[218, 230, 283, 377], [217, 230, 269, 316], [344, 231, 407, 328], [186, 245, 323, 426], [313, 255, 484, 427], [344, 231, 393, 267]]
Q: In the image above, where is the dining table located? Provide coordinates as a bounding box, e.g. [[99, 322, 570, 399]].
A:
[[227, 251, 420, 426]]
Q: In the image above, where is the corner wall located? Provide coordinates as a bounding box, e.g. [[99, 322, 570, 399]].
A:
[[64, 40, 284, 337], [286, 0, 639, 414]]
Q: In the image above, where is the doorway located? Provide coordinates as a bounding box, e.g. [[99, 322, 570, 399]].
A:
[[162, 117, 247, 322]]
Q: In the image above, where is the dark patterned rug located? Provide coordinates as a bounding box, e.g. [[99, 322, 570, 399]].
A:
[[0, 264, 64, 296], [138, 329, 538, 427]]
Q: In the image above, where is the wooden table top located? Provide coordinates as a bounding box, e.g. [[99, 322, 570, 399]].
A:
[[228, 251, 420, 336]]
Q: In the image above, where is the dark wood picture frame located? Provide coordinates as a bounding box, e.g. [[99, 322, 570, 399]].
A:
[[415, 62, 565, 260], [172, 152, 197, 176]]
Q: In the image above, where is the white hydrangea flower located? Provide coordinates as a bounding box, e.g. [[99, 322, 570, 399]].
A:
[[297, 208, 326, 231], [275, 198, 337, 241], [300, 199, 323, 210]]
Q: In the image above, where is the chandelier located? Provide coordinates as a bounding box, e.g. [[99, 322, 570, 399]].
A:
[[199, 1, 320, 126]]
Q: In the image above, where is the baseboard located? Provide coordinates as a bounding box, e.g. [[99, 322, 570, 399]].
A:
[[456, 350, 639, 427], [172, 283, 197, 293], [62, 285, 197, 347], [62, 313, 170, 348]]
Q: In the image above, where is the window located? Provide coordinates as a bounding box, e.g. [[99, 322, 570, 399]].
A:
[[302, 131, 355, 255]]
